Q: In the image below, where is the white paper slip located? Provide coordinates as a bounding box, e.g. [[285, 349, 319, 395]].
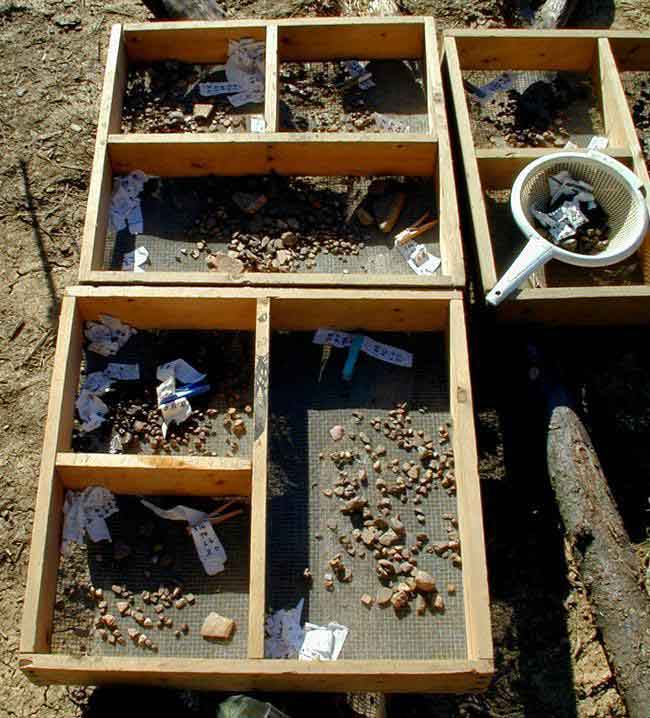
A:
[[588, 135, 609, 151], [122, 245, 149, 272], [160, 397, 192, 435], [62, 487, 119, 553], [156, 375, 176, 405], [249, 115, 265, 132], [396, 239, 442, 276], [361, 336, 413, 368], [76, 389, 109, 432], [313, 330, 413, 368], [157, 359, 206, 385], [199, 81, 242, 96], [372, 112, 408, 133], [189, 518, 227, 575], [300, 622, 348, 661], [228, 90, 262, 107], [81, 371, 113, 395], [140, 500, 227, 575], [105, 363, 140, 381]]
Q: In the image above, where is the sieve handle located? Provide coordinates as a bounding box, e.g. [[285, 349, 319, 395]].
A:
[[486, 239, 554, 306], [588, 149, 645, 193]]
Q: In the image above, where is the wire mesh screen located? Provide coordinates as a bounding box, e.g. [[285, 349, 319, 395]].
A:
[[103, 176, 440, 277], [279, 60, 429, 133], [463, 70, 603, 148], [52, 496, 250, 658], [72, 330, 254, 457], [267, 331, 467, 661]]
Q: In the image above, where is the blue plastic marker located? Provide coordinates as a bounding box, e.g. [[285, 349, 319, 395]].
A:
[[159, 381, 211, 404], [342, 334, 364, 382]]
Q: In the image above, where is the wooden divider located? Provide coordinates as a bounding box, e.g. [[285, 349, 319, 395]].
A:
[[247, 297, 270, 658]]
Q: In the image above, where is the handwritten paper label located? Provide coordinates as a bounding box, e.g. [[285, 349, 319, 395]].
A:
[[313, 330, 413, 368]]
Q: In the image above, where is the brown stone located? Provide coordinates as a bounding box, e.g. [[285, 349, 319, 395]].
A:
[[414, 570, 436, 593], [376, 587, 394, 606], [206, 252, 244, 274], [201, 612, 236, 640], [416, 594, 428, 616], [360, 594, 374, 608]]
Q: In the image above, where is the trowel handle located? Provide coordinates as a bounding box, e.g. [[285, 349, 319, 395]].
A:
[[486, 239, 554, 306]]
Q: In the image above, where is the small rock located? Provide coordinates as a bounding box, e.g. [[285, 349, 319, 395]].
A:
[[329, 425, 345, 441], [416, 594, 428, 616], [377, 587, 394, 606], [360, 594, 374, 608], [201, 612, 236, 640], [434, 594, 445, 612], [116, 601, 130, 615], [415, 570, 436, 592]]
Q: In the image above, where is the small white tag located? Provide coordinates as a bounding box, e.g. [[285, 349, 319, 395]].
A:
[[249, 115, 265, 132], [313, 330, 413, 368], [396, 239, 442, 276], [122, 246, 149, 272], [189, 518, 227, 575], [199, 81, 242, 96], [588, 135, 609, 151], [157, 359, 206, 385]]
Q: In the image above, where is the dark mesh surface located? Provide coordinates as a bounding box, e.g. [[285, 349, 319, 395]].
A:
[[52, 496, 250, 658], [103, 176, 440, 277], [463, 70, 604, 148], [73, 330, 254, 457], [266, 332, 466, 661], [279, 60, 429, 134]]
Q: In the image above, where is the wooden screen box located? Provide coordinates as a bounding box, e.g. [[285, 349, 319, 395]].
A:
[[78, 17, 464, 289], [20, 287, 492, 692], [444, 30, 650, 324]]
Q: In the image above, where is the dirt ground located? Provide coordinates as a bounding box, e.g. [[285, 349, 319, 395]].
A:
[[1, 0, 650, 717]]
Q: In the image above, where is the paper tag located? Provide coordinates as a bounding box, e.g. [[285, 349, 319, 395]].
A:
[[361, 336, 413, 368], [313, 329, 354, 349], [299, 622, 348, 661], [228, 90, 262, 107], [82, 371, 113, 394], [199, 81, 242, 96], [76, 390, 109, 432], [313, 330, 413, 368], [105, 363, 140, 381], [249, 115, 265, 132], [160, 397, 192, 436], [62, 487, 119, 552], [588, 135, 609, 151], [396, 239, 442, 276], [189, 519, 227, 575], [122, 246, 149, 272], [140, 500, 227, 575], [156, 375, 176, 405], [157, 359, 206, 385]]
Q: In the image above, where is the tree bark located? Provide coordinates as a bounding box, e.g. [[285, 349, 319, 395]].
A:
[[530, 348, 650, 717], [534, 0, 580, 28], [141, 0, 226, 20]]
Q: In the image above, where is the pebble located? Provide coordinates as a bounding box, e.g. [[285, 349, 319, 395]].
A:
[[416, 594, 428, 616], [360, 594, 374, 608], [376, 587, 394, 606], [414, 570, 436, 593], [329, 425, 345, 441], [201, 612, 235, 640]]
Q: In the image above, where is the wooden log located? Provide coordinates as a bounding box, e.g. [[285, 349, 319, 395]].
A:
[[141, 0, 226, 20], [529, 346, 650, 717], [534, 0, 580, 29]]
